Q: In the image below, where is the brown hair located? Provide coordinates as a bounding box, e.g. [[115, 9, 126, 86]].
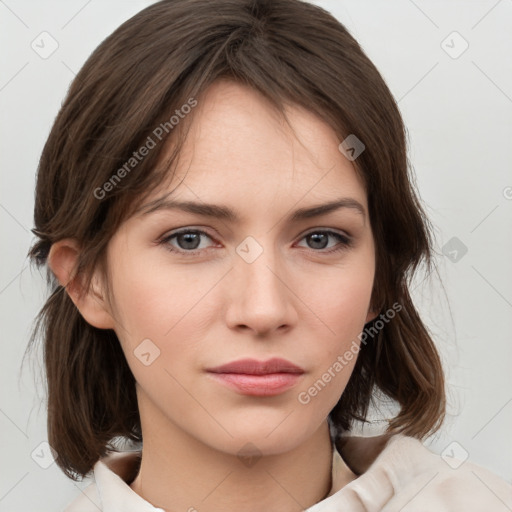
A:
[[26, 0, 446, 481]]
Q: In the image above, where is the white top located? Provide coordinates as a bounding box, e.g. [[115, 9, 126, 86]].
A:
[[63, 433, 512, 511]]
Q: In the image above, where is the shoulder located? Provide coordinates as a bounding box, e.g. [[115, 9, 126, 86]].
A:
[[383, 435, 512, 511], [335, 433, 512, 511]]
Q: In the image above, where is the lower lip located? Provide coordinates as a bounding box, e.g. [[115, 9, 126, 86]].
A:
[[207, 372, 303, 396]]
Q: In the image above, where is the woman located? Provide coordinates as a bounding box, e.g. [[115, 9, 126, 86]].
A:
[[27, 0, 512, 510]]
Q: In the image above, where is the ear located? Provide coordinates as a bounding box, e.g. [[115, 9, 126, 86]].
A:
[[47, 238, 115, 330]]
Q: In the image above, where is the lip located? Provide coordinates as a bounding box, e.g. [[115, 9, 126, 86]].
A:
[[206, 358, 305, 397], [207, 357, 305, 375]]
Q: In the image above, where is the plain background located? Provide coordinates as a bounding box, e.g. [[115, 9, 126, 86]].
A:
[[1, 0, 511, 510]]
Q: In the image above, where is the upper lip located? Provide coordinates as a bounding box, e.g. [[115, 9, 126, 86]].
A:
[[207, 358, 305, 375]]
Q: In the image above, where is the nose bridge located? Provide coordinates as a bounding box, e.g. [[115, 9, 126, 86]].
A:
[[228, 234, 296, 332], [235, 234, 283, 297]]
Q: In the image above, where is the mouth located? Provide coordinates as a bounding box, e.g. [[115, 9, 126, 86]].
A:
[[207, 357, 305, 375], [206, 358, 305, 396]]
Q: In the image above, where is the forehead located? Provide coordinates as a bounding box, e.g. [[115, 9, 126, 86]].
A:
[[142, 80, 368, 216]]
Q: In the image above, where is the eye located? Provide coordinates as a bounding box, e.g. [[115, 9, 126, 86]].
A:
[[159, 228, 352, 256], [159, 229, 217, 256], [296, 230, 353, 253]]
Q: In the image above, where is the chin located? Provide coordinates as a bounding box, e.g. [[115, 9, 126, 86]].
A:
[[199, 418, 317, 458]]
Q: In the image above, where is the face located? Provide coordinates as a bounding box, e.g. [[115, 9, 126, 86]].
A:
[[101, 79, 376, 456]]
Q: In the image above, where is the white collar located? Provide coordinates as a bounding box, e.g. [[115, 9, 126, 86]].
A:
[[86, 433, 405, 511], [70, 433, 511, 511]]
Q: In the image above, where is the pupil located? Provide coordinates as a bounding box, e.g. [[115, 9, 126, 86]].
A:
[[179, 233, 200, 250], [309, 233, 327, 249]]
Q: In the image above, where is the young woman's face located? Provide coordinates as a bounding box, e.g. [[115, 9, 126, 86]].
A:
[[104, 79, 376, 455]]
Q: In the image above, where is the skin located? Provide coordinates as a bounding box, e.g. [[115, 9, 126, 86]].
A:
[[49, 79, 378, 512]]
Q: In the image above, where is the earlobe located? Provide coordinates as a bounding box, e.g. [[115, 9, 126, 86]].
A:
[[47, 239, 116, 330]]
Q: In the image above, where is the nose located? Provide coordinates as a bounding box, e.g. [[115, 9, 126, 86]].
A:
[[225, 241, 298, 336]]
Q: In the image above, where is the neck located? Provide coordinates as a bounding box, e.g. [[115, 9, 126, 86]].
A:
[[129, 398, 339, 512]]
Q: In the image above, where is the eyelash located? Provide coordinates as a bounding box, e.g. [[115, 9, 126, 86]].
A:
[[158, 228, 353, 257]]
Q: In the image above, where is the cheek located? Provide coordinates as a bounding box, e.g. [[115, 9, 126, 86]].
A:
[[109, 257, 222, 394], [304, 263, 374, 337], [295, 263, 374, 403], [110, 254, 213, 338]]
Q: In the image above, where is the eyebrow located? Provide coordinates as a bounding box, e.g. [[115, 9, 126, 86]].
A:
[[136, 196, 367, 223]]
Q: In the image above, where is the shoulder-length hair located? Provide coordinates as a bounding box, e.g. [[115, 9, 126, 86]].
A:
[[26, 0, 446, 480]]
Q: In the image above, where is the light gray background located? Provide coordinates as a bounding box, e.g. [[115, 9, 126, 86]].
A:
[[1, 0, 511, 510]]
